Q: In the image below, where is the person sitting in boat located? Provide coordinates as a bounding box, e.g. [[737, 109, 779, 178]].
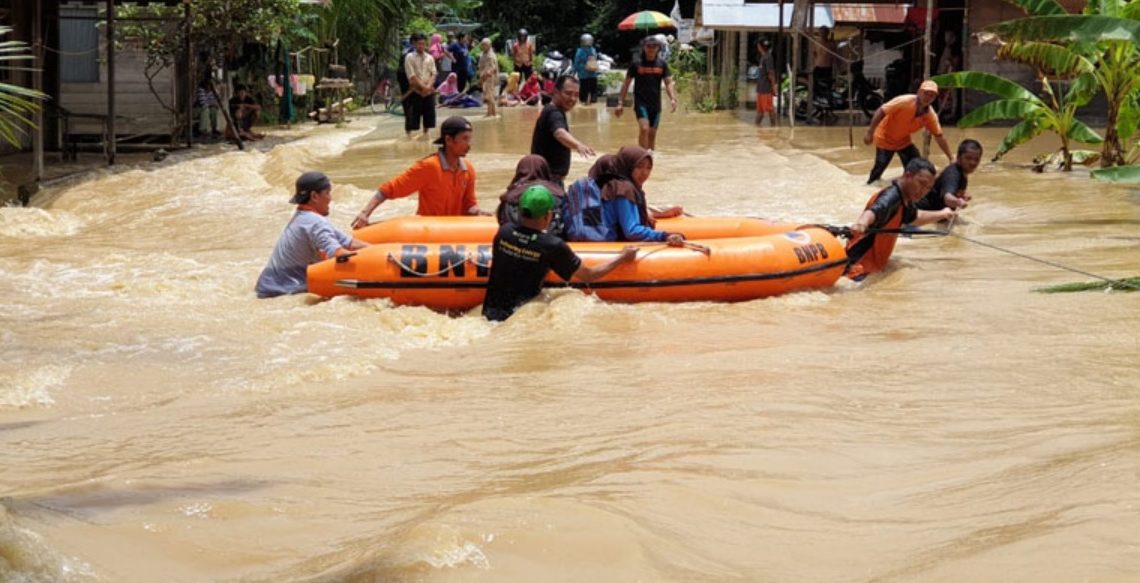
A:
[[256, 171, 369, 298], [561, 148, 684, 244], [351, 116, 489, 229], [846, 157, 956, 281], [915, 139, 982, 212], [602, 146, 685, 244], [482, 185, 637, 322], [495, 154, 567, 236]]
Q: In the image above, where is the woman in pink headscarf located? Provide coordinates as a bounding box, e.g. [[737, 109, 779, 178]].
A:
[[437, 72, 459, 98]]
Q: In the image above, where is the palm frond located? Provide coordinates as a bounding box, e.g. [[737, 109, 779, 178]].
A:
[[1066, 118, 1105, 143], [995, 119, 1044, 160], [932, 71, 1042, 102], [1003, 0, 1069, 16], [1091, 164, 1140, 182], [988, 15, 1140, 46], [996, 41, 1093, 76], [958, 98, 1041, 128]]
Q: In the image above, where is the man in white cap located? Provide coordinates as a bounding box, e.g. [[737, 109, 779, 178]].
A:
[[864, 79, 954, 184], [256, 171, 369, 298]]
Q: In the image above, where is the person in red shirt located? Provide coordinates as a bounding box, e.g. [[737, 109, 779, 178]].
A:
[[351, 116, 488, 228]]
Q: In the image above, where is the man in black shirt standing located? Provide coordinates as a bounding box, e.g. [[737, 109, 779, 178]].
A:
[[916, 139, 982, 211], [530, 76, 596, 186], [615, 37, 677, 151], [482, 185, 637, 321]]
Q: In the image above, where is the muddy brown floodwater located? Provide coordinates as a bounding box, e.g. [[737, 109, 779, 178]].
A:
[[1, 104, 1138, 582]]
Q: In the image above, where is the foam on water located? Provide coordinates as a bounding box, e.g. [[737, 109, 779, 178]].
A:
[[0, 365, 71, 409], [0, 505, 96, 582]]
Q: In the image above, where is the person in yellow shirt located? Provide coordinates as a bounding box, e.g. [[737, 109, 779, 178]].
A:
[[863, 80, 953, 184]]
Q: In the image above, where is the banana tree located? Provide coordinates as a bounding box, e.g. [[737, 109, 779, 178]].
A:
[[987, 0, 1140, 167], [0, 26, 47, 147], [933, 70, 1102, 170]]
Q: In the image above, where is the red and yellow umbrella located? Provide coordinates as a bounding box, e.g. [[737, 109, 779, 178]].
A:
[[617, 10, 675, 31]]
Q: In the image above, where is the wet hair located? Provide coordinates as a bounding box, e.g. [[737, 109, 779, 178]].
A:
[[905, 157, 936, 176], [554, 75, 579, 91], [958, 139, 983, 156]]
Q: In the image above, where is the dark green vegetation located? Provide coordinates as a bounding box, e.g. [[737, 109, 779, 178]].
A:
[[1035, 275, 1140, 292]]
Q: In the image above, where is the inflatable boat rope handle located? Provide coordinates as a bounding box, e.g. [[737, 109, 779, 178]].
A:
[[386, 252, 476, 277], [636, 242, 712, 261]]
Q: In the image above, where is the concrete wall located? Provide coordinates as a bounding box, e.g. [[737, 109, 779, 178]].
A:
[[60, 41, 177, 136], [964, 0, 1039, 111]]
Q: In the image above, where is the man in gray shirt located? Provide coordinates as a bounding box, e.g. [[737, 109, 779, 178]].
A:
[[255, 171, 369, 298]]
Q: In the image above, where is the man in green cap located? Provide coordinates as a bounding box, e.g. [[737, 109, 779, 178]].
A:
[[482, 185, 638, 321]]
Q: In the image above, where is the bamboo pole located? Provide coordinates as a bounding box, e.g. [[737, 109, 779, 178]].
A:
[[33, 0, 44, 183], [107, 0, 116, 165]]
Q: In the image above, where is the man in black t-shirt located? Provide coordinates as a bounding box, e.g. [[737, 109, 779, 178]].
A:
[[530, 76, 596, 185], [916, 139, 982, 211], [615, 37, 677, 151], [482, 185, 636, 321]]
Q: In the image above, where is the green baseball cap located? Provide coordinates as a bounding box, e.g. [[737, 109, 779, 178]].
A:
[[518, 184, 555, 217]]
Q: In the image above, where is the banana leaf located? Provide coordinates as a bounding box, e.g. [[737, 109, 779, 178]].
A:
[[1069, 149, 1101, 164], [1065, 71, 1100, 106], [1117, 96, 1140, 142], [1035, 276, 1140, 292], [958, 98, 1041, 128], [932, 71, 1042, 102], [996, 41, 1093, 76], [988, 15, 1140, 45], [1067, 118, 1105, 143], [1004, 0, 1068, 16], [1090, 164, 1140, 182], [1086, 0, 1125, 18], [995, 118, 1043, 160]]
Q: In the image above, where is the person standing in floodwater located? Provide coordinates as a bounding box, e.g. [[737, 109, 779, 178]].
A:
[[863, 80, 954, 184], [530, 75, 595, 187], [754, 38, 777, 127], [845, 157, 956, 281], [404, 33, 438, 139], [615, 37, 677, 152]]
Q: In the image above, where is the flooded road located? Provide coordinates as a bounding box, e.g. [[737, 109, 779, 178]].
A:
[[1, 104, 1138, 582]]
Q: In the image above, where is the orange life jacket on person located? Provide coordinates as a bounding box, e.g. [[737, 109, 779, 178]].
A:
[[845, 182, 913, 280]]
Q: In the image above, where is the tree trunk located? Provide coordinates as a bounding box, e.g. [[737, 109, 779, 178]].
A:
[[1061, 135, 1072, 171], [1102, 101, 1123, 168]]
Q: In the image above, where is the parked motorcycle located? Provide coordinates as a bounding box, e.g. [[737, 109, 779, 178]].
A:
[[541, 50, 614, 77], [793, 60, 883, 125]]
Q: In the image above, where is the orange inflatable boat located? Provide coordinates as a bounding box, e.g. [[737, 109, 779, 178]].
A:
[[308, 227, 848, 310], [353, 215, 797, 244]]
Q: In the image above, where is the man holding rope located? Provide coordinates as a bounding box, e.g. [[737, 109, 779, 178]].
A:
[[846, 157, 956, 281]]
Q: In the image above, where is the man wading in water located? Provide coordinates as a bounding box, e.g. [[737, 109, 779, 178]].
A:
[[615, 37, 677, 152], [482, 185, 636, 321]]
